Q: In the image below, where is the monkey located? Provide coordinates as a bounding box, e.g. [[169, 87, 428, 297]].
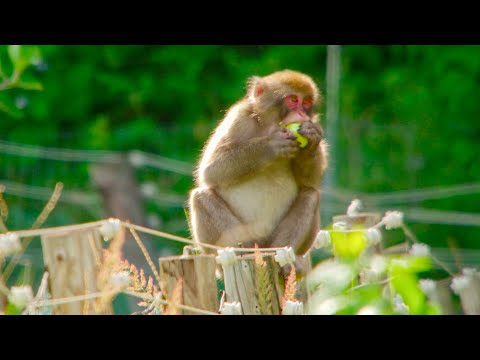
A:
[[188, 69, 328, 274]]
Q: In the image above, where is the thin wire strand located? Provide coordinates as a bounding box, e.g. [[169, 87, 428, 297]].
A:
[[401, 223, 455, 277], [2, 182, 64, 282], [123, 222, 286, 253], [128, 226, 162, 286], [31, 289, 119, 308], [123, 290, 219, 315]]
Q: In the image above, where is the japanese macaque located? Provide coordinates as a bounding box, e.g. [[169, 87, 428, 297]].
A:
[[188, 69, 328, 273]]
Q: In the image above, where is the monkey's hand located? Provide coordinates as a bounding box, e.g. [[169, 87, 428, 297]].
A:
[[268, 127, 299, 159], [298, 121, 324, 153]]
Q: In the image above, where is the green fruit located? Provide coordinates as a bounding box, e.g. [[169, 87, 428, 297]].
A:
[[285, 122, 308, 148]]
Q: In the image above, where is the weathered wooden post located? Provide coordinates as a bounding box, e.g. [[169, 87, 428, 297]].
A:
[[41, 227, 109, 315], [420, 278, 456, 315], [451, 268, 480, 315], [158, 254, 218, 315], [217, 249, 285, 315]]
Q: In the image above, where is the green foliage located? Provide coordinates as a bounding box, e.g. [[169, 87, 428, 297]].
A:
[[4, 302, 22, 315], [308, 230, 436, 315]]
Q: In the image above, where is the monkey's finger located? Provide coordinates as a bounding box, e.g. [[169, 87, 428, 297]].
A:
[[285, 131, 297, 140]]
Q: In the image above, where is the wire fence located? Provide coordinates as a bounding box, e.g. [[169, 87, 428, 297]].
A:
[[1, 139, 480, 227]]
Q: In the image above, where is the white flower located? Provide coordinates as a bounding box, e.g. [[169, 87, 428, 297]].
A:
[[99, 218, 122, 241], [220, 301, 242, 315], [307, 259, 354, 294], [0, 233, 21, 257], [216, 248, 237, 266], [282, 301, 304, 315], [382, 211, 404, 230], [347, 199, 362, 216], [393, 294, 409, 315], [357, 305, 380, 315], [314, 230, 331, 249], [370, 255, 388, 274], [8, 285, 34, 309], [312, 297, 347, 315], [361, 256, 387, 283], [109, 271, 131, 289], [451, 275, 471, 295], [128, 150, 145, 167], [419, 279, 436, 297], [140, 182, 157, 197], [410, 243, 430, 257], [366, 228, 382, 246], [274, 247, 296, 267]]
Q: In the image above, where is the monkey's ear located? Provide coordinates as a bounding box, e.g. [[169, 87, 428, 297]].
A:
[[247, 76, 266, 102]]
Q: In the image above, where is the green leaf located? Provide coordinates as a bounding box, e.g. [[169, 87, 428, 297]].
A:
[[0, 100, 23, 118], [14, 81, 43, 91], [7, 45, 21, 68], [5, 302, 23, 315], [388, 255, 432, 274], [390, 272, 427, 314], [7, 45, 42, 75]]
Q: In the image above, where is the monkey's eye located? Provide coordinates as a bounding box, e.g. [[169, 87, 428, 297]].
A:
[[303, 97, 313, 109], [285, 95, 299, 108]]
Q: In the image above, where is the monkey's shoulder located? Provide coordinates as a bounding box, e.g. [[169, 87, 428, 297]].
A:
[[220, 101, 260, 133]]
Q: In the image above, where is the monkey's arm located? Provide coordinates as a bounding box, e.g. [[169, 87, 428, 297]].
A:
[[269, 187, 320, 255], [269, 123, 327, 255], [200, 136, 276, 187], [292, 143, 327, 188]]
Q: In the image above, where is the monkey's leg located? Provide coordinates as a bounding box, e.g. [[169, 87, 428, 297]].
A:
[[270, 187, 320, 256], [189, 187, 255, 251]]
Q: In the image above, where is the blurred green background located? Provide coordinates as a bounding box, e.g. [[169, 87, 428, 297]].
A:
[[1, 45, 479, 283]]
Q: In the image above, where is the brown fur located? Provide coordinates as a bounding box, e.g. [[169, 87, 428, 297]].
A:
[[189, 69, 328, 264]]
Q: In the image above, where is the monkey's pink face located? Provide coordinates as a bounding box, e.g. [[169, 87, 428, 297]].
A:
[[282, 94, 313, 125]]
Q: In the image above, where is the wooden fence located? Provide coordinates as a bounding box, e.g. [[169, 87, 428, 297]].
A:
[[1, 214, 479, 315]]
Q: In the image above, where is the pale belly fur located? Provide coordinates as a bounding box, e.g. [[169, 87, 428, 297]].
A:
[[218, 161, 298, 240]]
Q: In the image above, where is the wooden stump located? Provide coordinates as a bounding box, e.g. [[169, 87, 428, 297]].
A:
[[221, 253, 284, 315], [159, 254, 218, 315], [41, 228, 106, 315]]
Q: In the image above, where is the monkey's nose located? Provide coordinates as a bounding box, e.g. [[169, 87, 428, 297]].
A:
[[297, 110, 308, 120]]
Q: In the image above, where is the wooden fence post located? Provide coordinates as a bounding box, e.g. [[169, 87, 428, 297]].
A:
[[421, 278, 456, 315], [41, 227, 109, 315], [219, 251, 284, 315], [452, 269, 480, 315], [158, 254, 218, 315]]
